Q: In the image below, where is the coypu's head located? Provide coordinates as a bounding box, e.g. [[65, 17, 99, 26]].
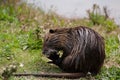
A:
[[42, 28, 72, 58], [42, 29, 61, 58]]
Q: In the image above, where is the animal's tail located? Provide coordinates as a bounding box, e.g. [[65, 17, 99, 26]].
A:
[[13, 72, 86, 79]]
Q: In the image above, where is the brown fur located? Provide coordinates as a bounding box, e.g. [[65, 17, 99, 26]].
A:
[[42, 26, 105, 75]]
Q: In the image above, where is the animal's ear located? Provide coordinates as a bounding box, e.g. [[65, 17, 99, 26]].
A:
[[49, 29, 55, 33]]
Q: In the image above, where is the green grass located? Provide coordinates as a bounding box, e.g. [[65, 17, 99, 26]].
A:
[[0, 1, 120, 80]]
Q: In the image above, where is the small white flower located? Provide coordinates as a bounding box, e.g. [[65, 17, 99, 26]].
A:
[[3, 67, 6, 71], [19, 63, 24, 67], [118, 34, 120, 42], [40, 26, 44, 28]]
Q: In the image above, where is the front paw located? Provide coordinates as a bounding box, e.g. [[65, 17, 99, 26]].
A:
[[49, 59, 62, 66], [48, 54, 59, 60]]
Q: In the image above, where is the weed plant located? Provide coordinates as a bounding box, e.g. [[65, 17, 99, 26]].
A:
[[87, 4, 118, 32]]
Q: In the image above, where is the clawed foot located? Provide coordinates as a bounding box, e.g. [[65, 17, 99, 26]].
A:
[[46, 53, 62, 66], [47, 58, 62, 67], [48, 53, 59, 61]]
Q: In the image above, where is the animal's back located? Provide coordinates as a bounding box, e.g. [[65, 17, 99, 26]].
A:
[[61, 26, 105, 75]]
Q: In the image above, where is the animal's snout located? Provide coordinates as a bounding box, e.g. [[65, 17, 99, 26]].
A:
[[42, 50, 47, 54], [42, 49, 52, 55]]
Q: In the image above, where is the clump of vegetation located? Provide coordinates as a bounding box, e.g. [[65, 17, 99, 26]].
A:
[[0, 0, 120, 80], [87, 4, 118, 32], [0, 45, 14, 60], [2, 64, 17, 80], [105, 35, 120, 56], [0, 0, 19, 23], [22, 28, 43, 50], [96, 66, 120, 80]]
